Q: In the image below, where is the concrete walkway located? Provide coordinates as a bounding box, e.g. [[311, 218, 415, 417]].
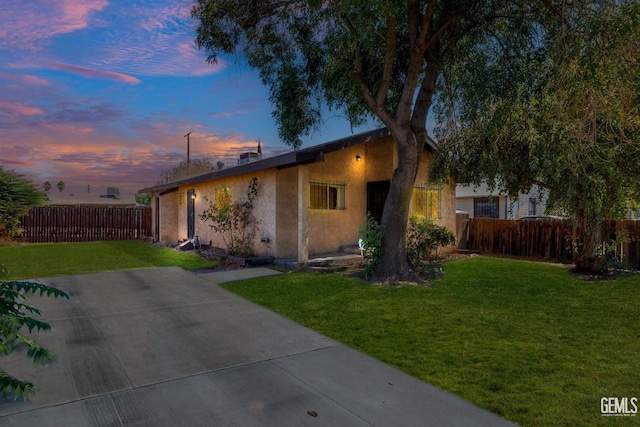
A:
[[0, 267, 516, 426]]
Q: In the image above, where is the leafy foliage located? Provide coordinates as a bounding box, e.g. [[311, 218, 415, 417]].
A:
[[0, 167, 47, 238], [358, 213, 384, 278], [0, 264, 68, 400], [430, 1, 640, 270], [406, 216, 456, 268], [199, 177, 259, 257], [135, 192, 152, 206]]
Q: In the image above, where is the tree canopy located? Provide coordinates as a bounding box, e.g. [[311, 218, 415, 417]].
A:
[[430, 0, 640, 268], [0, 168, 47, 238], [160, 158, 215, 184]]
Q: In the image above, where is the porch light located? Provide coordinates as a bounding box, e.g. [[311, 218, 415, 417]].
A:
[[191, 193, 197, 199], [355, 155, 362, 162]]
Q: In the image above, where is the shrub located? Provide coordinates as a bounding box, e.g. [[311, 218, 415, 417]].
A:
[[0, 264, 68, 400], [199, 177, 259, 257], [406, 216, 456, 268]]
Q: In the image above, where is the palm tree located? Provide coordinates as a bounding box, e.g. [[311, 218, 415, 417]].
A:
[[56, 181, 65, 192]]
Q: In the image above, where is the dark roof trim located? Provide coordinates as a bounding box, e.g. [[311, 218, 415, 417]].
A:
[[139, 127, 436, 194]]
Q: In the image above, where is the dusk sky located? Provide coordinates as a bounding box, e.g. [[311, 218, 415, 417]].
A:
[[0, 0, 373, 198]]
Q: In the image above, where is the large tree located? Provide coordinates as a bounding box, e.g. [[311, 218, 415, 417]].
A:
[[192, 0, 559, 282], [430, 1, 640, 270]]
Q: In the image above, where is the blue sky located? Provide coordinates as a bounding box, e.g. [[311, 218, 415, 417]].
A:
[[0, 0, 373, 197]]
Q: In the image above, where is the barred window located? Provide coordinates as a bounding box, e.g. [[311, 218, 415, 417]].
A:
[[474, 197, 499, 218], [412, 185, 441, 220], [310, 182, 346, 210]]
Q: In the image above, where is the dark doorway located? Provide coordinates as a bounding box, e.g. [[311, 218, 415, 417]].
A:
[[366, 181, 390, 224], [187, 189, 195, 238], [154, 197, 160, 242]]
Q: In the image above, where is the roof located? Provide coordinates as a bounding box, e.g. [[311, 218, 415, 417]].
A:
[[47, 192, 137, 206], [139, 127, 437, 194]]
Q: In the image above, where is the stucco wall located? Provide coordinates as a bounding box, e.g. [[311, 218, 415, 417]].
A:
[[274, 167, 299, 258], [158, 192, 178, 242], [306, 144, 368, 255], [364, 135, 395, 182], [177, 169, 277, 256]]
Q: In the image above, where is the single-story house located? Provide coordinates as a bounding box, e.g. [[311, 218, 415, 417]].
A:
[[139, 128, 456, 262], [456, 183, 548, 219]]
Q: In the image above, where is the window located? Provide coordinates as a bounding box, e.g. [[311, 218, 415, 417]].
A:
[[309, 181, 346, 210], [528, 198, 537, 216], [474, 197, 499, 218], [412, 185, 442, 220]]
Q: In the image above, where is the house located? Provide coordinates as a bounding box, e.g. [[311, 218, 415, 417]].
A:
[[139, 128, 456, 262], [456, 183, 548, 219], [47, 187, 137, 206]]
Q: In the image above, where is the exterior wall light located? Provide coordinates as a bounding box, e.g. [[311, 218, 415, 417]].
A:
[[355, 155, 362, 162]]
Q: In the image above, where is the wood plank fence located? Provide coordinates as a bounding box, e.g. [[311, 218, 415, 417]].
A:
[[19, 206, 152, 243], [458, 217, 640, 268]]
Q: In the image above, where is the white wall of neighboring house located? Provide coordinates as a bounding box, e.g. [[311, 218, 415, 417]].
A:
[[456, 183, 548, 219]]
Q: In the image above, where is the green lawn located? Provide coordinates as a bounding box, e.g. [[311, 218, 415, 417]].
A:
[[222, 257, 640, 427], [0, 240, 216, 279]]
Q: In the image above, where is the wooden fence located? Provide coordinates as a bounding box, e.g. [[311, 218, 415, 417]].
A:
[[459, 217, 640, 268], [19, 206, 152, 243]]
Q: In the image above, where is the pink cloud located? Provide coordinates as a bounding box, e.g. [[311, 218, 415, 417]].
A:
[[51, 62, 141, 83], [0, 72, 49, 85], [208, 112, 234, 119], [0, 158, 37, 168], [0, 0, 108, 51], [0, 100, 43, 116], [45, 123, 93, 133], [23, 75, 49, 85]]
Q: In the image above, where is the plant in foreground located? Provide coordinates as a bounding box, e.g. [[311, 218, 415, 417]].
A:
[[0, 264, 68, 400]]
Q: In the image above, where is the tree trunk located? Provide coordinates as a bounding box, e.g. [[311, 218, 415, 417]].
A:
[[372, 129, 424, 284], [573, 209, 600, 272]]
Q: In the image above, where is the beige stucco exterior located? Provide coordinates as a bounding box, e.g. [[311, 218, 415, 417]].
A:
[[145, 130, 456, 260]]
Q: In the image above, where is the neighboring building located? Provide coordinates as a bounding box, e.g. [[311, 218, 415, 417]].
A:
[[140, 128, 456, 262], [456, 183, 548, 219], [47, 187, 137, 206]]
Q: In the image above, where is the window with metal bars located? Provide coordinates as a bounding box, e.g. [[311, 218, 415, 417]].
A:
[[412, 185, 442, 220], [309, 181, 346, 210], [473, 197, 499, 218]]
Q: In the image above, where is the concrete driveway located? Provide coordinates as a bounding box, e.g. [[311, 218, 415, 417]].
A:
[[0, 267, 515, 426]]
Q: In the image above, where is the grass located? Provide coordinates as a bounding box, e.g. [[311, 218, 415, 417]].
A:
[[0, 240, 217, 279], [222, 257, 640, 427]]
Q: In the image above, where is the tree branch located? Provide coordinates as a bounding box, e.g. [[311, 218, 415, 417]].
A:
[[416, 0, 438, 46], [411, 60, 438, 132], [376, 13, 397, 106]]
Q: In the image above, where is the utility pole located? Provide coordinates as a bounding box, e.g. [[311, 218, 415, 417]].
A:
[[184, 132, 192, 166]]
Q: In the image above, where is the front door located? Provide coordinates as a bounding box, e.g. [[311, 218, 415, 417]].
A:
[[366, 181, 390, 224], [187, 189, 195, 238]]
